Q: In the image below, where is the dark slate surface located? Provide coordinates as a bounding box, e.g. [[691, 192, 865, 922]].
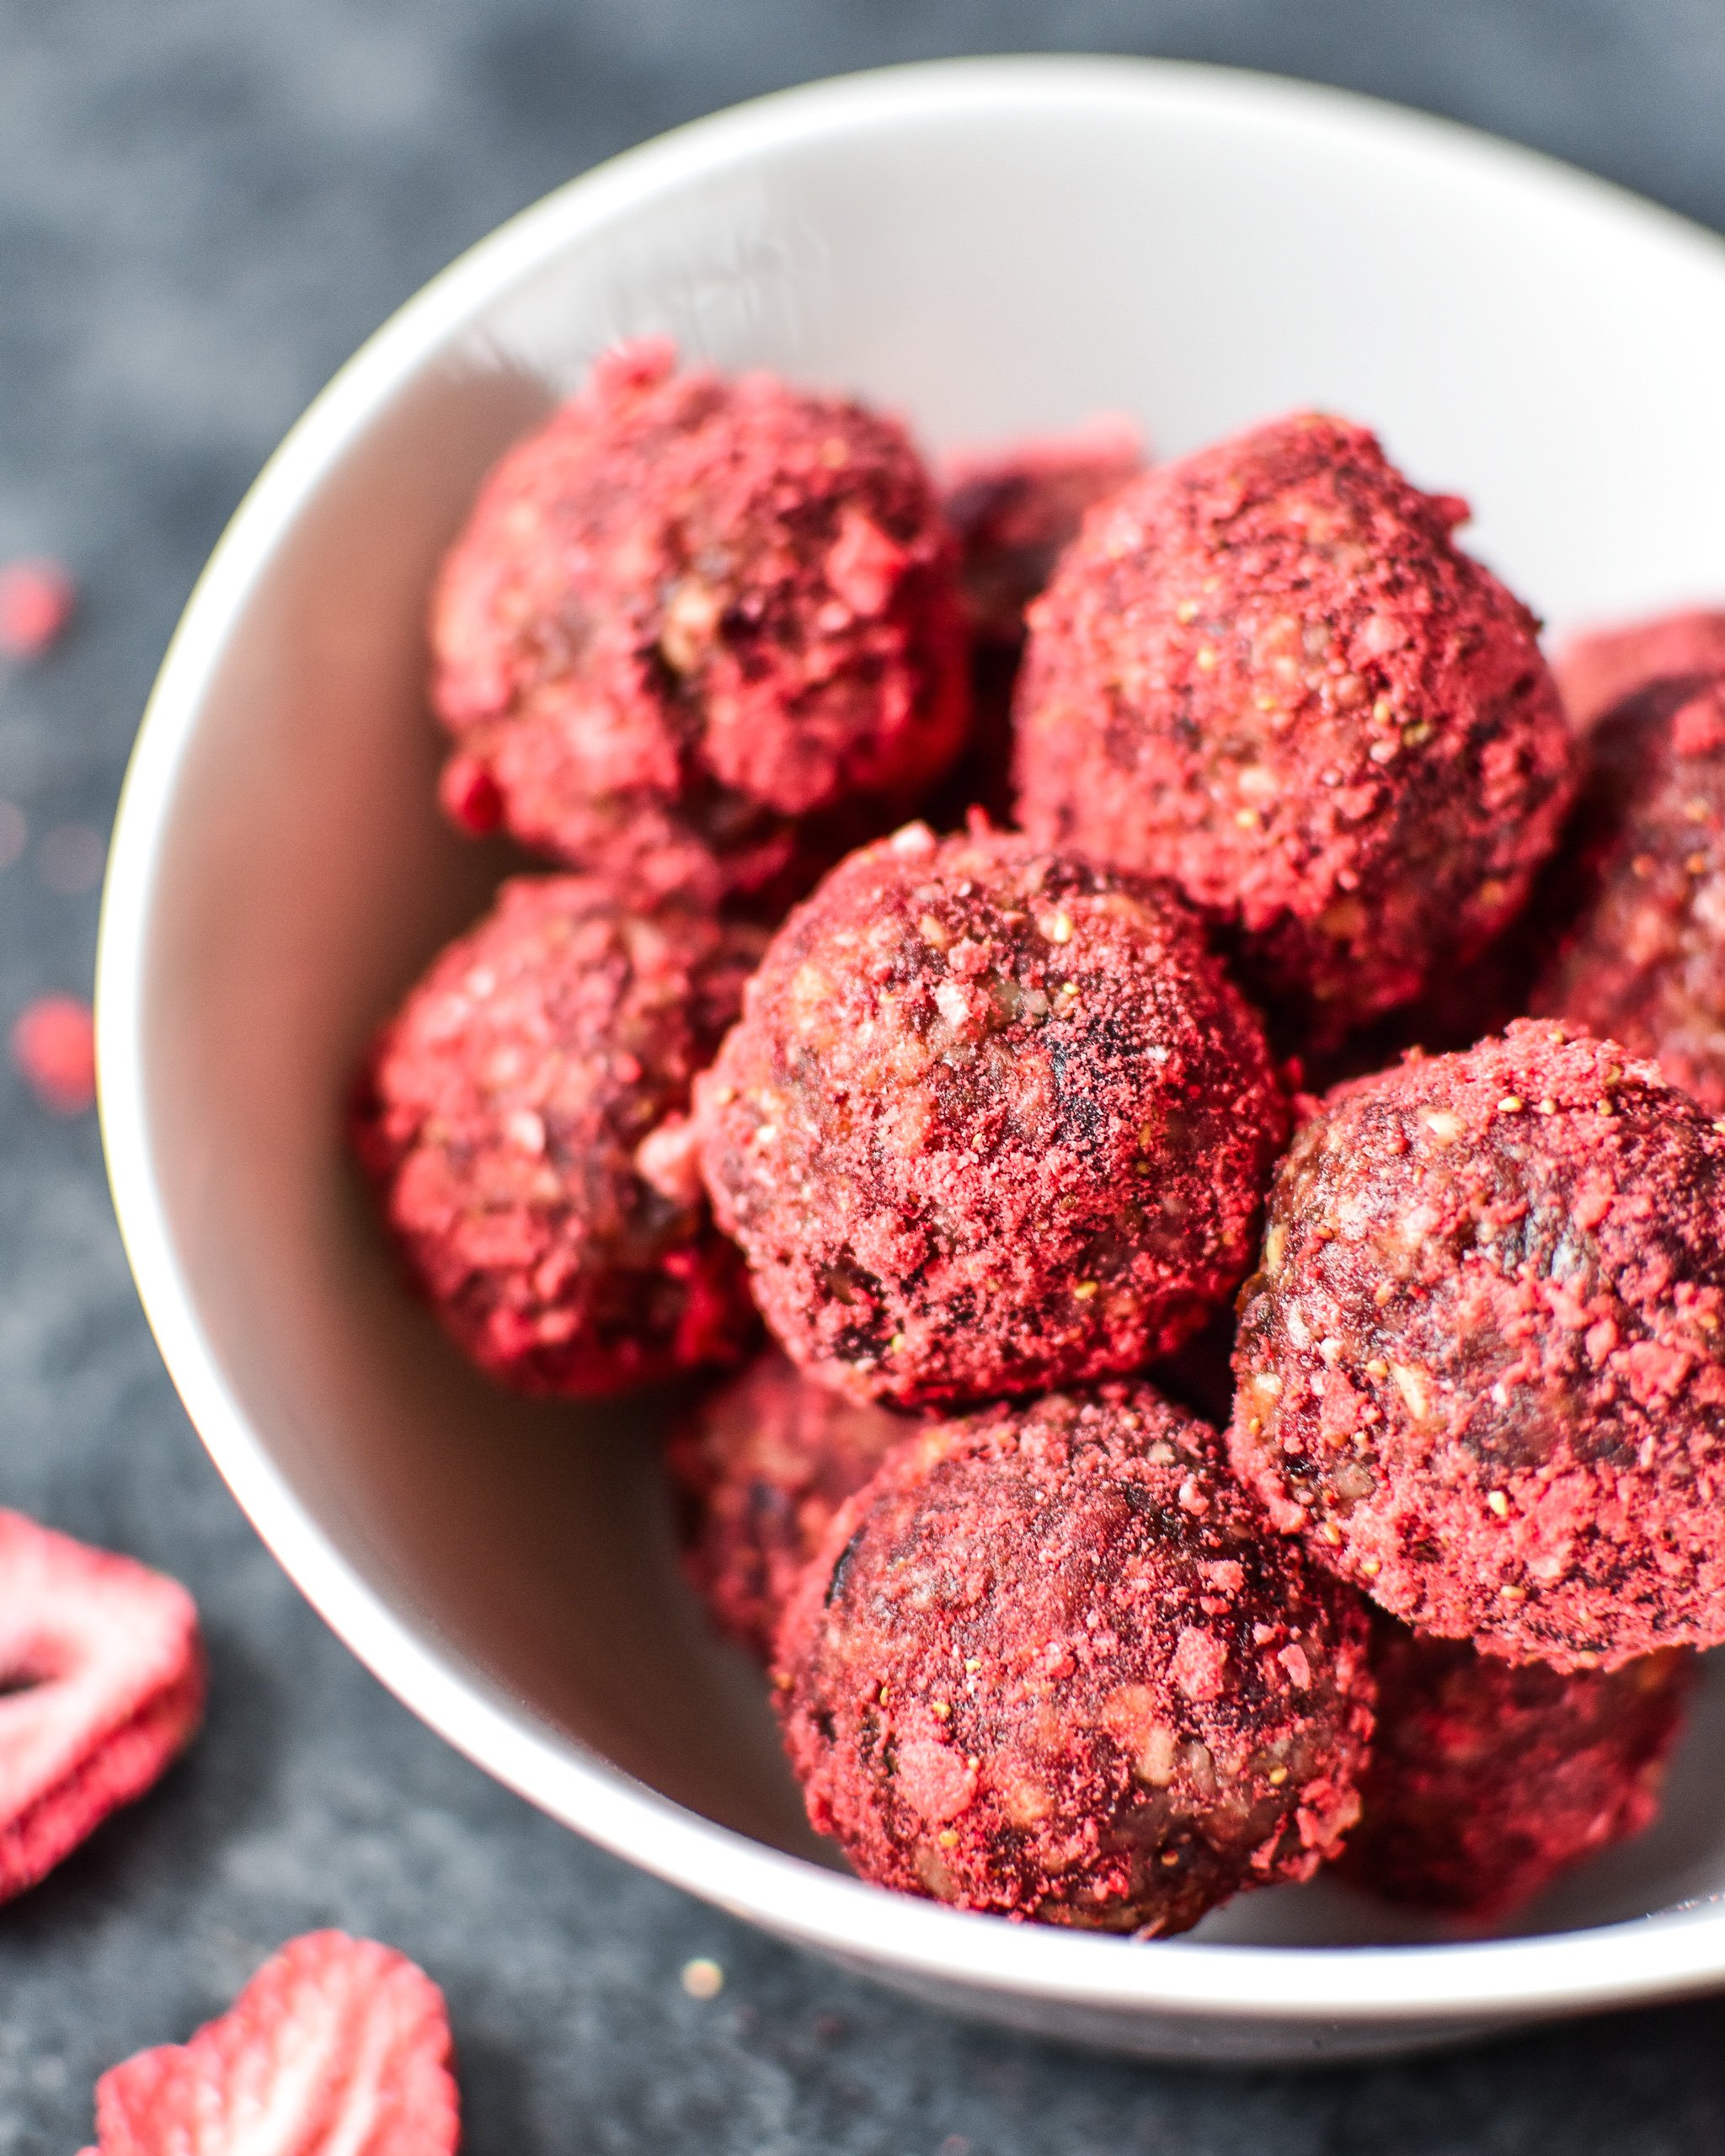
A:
[[3, 3, 1725, 2148]]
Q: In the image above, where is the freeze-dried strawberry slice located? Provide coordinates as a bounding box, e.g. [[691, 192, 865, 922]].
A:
[[0, 1510, 204, 1901], [88, 1930, 460, 2156]]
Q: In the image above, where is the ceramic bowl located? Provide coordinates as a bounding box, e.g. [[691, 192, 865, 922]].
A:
[[98, 56, 1725, 2063]]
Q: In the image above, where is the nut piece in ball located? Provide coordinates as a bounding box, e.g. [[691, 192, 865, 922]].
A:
[[353, 874, 763, 1395], [432, 340, 969, 908], [1012, 413, 1575, 1042], [775, 1384, 1377, 1935], [667, 1348, 911, 1660], [697, 821, 1288, 1407], [1340, 1616, 1693, 1919], [1230, 1020, 1725, 1668]]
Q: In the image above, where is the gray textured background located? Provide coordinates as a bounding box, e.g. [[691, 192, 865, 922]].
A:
[[4, 3, 1725, 2150]]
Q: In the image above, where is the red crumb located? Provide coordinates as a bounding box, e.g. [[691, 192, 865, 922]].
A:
[[430, 339, 969, 910], [667, 1347, 914, 1659], [1534, 675, 1725, 1109], [696, 821, 1288, 1408], [1340, 1618, 1692, 1918], [10, 993, 96, 1114], [774, 1384, 1375, 1935], [0, 1511, 203, 1903], [1555, 606, 1725, 734], [0, 558, 75, 659], [1230, 1020, 1725, 1669], [352, 874, 764, 1396], [87, 1930, 457, 2156], [1012, 413, 1575, 1043]]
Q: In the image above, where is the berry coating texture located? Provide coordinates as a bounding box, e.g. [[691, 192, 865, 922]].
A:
[[1338, 1618, 1692, 1919], [353, 874, 763, 1396], [88, 1930, 458, 2156], [1555, 606, 1725, 734], [431, 341, 969, 909], [774, 1385, 1376, 1935], [1230, 1021, 1725, 1669], [1012, 413, 1575, 1041], [697, 822, 1288, 1407], [668, 1348, 912, 1661], [1535, 675, 1725, 1111], [0, 1511, 204, 1903]]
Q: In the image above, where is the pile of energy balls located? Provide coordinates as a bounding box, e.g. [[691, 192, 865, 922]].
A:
[[353, 339, 1725, 1937]]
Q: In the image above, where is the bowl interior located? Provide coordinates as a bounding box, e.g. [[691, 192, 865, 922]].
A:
[[106, 59, 1725, 1988]]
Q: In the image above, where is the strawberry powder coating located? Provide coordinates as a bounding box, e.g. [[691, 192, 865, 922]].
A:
[[432, 339, 969, 909], [1339, 1616, 1692, 1918], [1012, 413, 1575, 1043], [1230, 1021, 1725, 1668], [85, 1930, 457, 2156], [0, 1510, 204, 1902], [774, 1385, 1375, 1935], [353, 873, 764, 1396], [696, 821, 1288, 1408], [668, 1348, 915, 1660]]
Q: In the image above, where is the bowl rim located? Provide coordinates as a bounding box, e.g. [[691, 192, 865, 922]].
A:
[[97, 51, 1725, 2029]]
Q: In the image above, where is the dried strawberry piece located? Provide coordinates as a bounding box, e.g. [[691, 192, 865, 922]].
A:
[[86, 1930, 460, 2156], [0, 558, 76, 658], [10, 992, 96, 1113], [0, 1510, 204, 1900]]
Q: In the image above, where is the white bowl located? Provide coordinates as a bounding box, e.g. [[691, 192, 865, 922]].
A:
[[98, 56, 1725, 2064]]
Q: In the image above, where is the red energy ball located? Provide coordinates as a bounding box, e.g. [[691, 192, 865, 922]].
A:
[[931, 422, 1145, 826], [1012, 413, 1575, 1043], [1535, 675, 1725, 1110], [696, 820, 1288, 1408], [431, 340, 969, 910], [1339, 1618, 1693, 1919], [774, 1384, 1377, 1935], [1555, 605, 1725, 734], [353, 874, 764, 1396], [667, 1347, 912, 1660], [1230, 1021, 1725, 1670]]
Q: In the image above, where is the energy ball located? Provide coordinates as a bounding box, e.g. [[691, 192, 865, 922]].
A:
[[667, 1348, 911, 1661], [696, 820, 1289, 1408], [930, 423, 1146, 827], [431, 340, 969, 909], [943, 422, 1146, 654], [1340, 1617, 1693, 1919], [774, 1384, 1377, 1935], [1012, 413, 1575, 1042], [1535, 676, 1725, 1111], [353, 874, 764, 1396], [1230, 1021, 1725, 1670], [1555, 606, 1725, 734]]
